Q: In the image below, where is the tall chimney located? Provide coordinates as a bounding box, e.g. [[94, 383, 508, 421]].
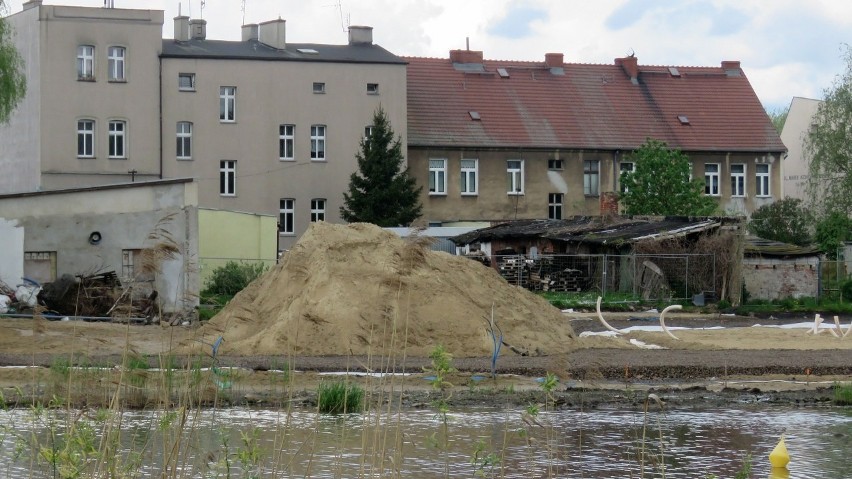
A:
[[258, 18, 286, 50], [616, 55, 639, 84], [348, 25, 373, 45], [174, 15, 190, 41], [242, 24, 258, 42], [190, 19, 207, 40]]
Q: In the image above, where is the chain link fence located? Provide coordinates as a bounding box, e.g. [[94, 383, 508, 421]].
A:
[[492, 253, 716, 301]]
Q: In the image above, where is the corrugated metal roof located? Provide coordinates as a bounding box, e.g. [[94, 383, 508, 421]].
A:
[[161, 39, 406, 64], [406, 56, 785, 153]]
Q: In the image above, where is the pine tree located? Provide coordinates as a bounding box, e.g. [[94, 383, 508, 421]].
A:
[[340, 107, 422, 226]]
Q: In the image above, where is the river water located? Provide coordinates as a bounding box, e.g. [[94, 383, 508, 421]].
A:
[[1, 404, 849, 478]]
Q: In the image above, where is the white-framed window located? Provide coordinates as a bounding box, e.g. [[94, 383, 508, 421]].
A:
[[219, 86, 236, 122], [107, 46, 125, 81], [756, 164, 771, 197], [220, 160, 236, 196], [176, 121, 192, 160], [548, 159, 563, 170], [279, 124, 295, 161], [364, 125, 374, 141], [619, 161, 635, 193], [705, 163, 720, 196], [583, 160, 599, 196], [731, 164, 746, 197], [310, 198, 326, 222], [310, 125, 326, 160], [279, 198, 295, 234], [77, 119, 95, 158], [548, 193, 563, 220], [108, 120, 126, 159], [429, 158, 447, 195], [460, 158, 478, 195], [507, 160, 524, 195], [178, 73, 195, 91], [77, 45, 94, 79], [313, 82, 325, 94], [366, 83, 379, 94]]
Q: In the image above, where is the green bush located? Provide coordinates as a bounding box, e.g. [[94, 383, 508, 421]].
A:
[[833, 382, 852, 406], [317, 380, 364, 414], [202, 261, 268, 296]]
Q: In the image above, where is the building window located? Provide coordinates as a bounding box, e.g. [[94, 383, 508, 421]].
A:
[[705, 163, 720, 196], [279, 198, 294, 234], [507, 160, 524, 194], [313, 82, 325, 94], [108, 120, 126, 159], [310, 198, 326, 222], [310, 125, 326, 160], [77, 45, 94, 80], [460, 159, 478, 195], [548, 159, 563, 170], [279, 124, 295, 161], [219, 86, 236, 122], [429, 158, 447, 195], [583, 160, 599, 196], [107, 46, 125, 81], [756, 164, 771, 197], [367, 83, 379, 94], [731, 164, 746, 197], [77, 119, 95, 158], [178, 73, 195, 91], [548, 193, 563, 220], [176, 121, 192, 159], [364, 125, 374, 141], [619, 161, 635, 193], [220, 160, 236, 196]]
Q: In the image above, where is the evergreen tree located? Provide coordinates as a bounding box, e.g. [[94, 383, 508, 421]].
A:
[[0, 3, 27, 124], [340, 107, 422, 226]]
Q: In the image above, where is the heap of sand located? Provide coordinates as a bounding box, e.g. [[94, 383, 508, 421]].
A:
[[202, 222, 575, 358]]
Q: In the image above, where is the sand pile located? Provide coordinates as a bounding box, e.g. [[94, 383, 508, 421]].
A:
[[202, 222, 574, 358]]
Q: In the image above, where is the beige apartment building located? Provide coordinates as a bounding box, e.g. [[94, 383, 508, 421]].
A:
[[0, 1, 407, 250]]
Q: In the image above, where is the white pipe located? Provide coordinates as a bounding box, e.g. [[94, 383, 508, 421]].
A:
[[659, 304, 682, 340], [595, 296, 623, 334]]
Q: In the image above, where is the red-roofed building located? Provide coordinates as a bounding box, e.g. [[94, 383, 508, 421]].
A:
[[405, 51, 786, 225]]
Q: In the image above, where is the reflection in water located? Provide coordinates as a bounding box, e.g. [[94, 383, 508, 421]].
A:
[[769, 467, 790, 479], [0, 405, 849, 478]]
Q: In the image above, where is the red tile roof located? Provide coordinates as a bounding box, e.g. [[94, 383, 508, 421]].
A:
[[405, 55, 786, 153]]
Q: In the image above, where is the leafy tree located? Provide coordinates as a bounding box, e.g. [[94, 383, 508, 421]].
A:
[[766, 105, 789, 134], [804, 45, 852, 218], [619, 139, 718, 216], [340, 107, 422, 226], [0, 2, 27, 124], [814, 212, 852, 259], [747, 197, 812, 245]]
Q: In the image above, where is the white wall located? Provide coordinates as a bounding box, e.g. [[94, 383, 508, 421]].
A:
[[0, 218, 25, 288]]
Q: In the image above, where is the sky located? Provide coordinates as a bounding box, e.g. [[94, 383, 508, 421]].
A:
[[5, 0, 851, 112]]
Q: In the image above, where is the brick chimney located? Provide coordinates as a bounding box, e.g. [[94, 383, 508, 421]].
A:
[[616, 55, 639, 83], [242, 24, 258, 42], [450, 49, 484, 65], [545, 53, 563, 68], [190, 18, 207, 40], [721, 60, 741, 77], [258, 18, 286, 50], [348, 26, 373, 45]]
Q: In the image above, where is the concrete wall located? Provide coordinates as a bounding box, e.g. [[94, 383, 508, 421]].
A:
[[780, 97, 821, 200], [742, 256, 819, 300], [0, 218, 25, 288], [0, 180, 199, 312], [198, 208, 278, 286]]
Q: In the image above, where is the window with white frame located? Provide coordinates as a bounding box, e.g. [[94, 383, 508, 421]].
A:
[[310, 198, 326, 222], [619, 161, 635, 193], [108, 120, 126, 159], [364, 125, 374, 141], [310, 125, 326, 160], [731, 164, 746, 197], [279, 124, 295, 160], [178, 73, 195, 91], [429, 158, 447, 195], [583, 160, 599, 196], [507, 160, 524, 194], [219, 86, 236, 122], [77, 119, 95, 158], [107, 46, 125, 81], [176, 121, 192, 159], [705, 163, 720, 196], [279, 198, 294, 234], [756, 164, 771, 197], [220, 160, 236, 196], [77, 45, 94, 79], [548, 193, 563, 219], [460, 159, 478, 195]]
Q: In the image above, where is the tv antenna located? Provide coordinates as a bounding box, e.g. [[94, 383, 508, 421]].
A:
[[330, 0, 350, 32], [241, 0, 247, 25]]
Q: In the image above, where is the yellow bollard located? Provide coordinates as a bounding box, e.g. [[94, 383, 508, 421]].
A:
[[769, 434, 790, 469]]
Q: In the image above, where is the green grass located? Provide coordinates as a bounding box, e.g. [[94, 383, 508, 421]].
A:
[[317, 380, 364, 414], [833, 382, 852, 406]]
